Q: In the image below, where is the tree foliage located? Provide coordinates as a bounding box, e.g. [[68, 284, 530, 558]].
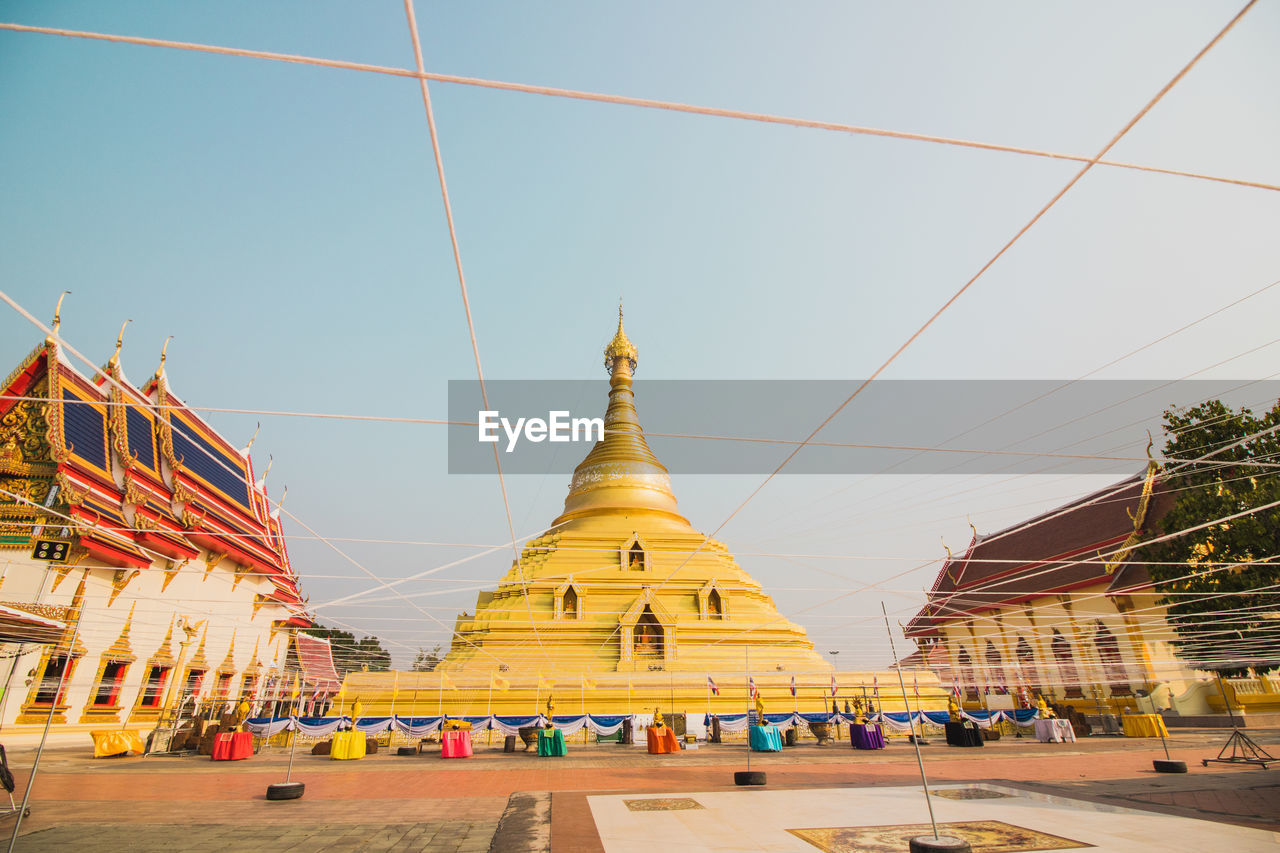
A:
[[299, 625, 392, 677], [1136, 399, 1280, 676], [412, 645, 443, 672]]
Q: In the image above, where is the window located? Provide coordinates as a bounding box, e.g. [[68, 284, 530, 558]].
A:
[[1015, 637, 1040, 689], [956, 647, 978, 701], [34, 655, 74, 705], [216, 672, 234, 699], [634, 606, 663, 656], [183, 669, 206, 700], [628, 542, 645, 571], [140, 665, 170, 707], [563, 586, 578, 619], [707, 588, 723, 619], [1094, 623, 1132, 696], [93, 661, 129, 707], [1051, 631, 1084, 699]]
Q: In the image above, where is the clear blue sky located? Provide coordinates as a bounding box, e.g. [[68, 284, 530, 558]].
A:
[[3, 1, 1279, 668]]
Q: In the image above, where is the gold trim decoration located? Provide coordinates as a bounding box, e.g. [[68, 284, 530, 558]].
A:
[[1101, 442, 1160, 576], [107, 568, 141, 607], [160, 558, 185, 593], [202, 551, 226, 583], [217, 629, 238, 675]]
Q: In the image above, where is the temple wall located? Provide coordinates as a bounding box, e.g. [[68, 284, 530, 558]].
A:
[[0, 550, 293, 734]]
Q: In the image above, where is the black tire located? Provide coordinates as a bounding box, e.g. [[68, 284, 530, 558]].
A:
[[909, 835, 971, 853], [266, 782, 305, 801], [397, 746, 418, 756], [734, 771, 767, 786], [1202, 759, 1210, 767], [1153, 759, 1187, 773]]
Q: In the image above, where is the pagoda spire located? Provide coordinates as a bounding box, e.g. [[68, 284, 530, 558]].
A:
[[556, 310, 685, 524]]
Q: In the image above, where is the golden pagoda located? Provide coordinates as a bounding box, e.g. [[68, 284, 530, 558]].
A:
[[346, 312, 939, 716]]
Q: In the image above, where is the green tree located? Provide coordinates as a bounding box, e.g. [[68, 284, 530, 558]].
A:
[[412, 644, 443, 672], [1136, 399, 1280, 676]]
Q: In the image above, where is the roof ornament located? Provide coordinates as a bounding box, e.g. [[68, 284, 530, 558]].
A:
[[106, 319, 132, 370], [603, 302, 638, 372], [245, 422, 261, 453], [258, 454, 274, 489], [50, 290, 71, 339], [941, 536, 953, 563], [1145, 429, 1155, 461], [155, 336, 173, 380], [967, 515, 978, 541]]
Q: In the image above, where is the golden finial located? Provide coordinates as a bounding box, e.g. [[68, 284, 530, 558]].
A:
[[155, 336, 173, 379], [246, 422, 261, 453], [967, 515, 978, 540], [603, 305, 638, 372], [276, 485, 288, 513], [1145, 429, 1154, 460], [107, 319, 132, 370], [50, 291, 71, 338], [941, 536, 953, 562]]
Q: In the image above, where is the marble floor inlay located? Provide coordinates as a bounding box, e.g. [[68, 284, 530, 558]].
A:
[[623, 797, 704, 812], [788, 820, 1091, 853], [933, 787, 1016, 800]]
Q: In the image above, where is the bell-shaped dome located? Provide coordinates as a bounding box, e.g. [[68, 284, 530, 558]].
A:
[[554, 311, 686, 524]]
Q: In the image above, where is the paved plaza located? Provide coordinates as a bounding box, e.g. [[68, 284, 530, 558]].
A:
[[1, 728, 1277, 851]]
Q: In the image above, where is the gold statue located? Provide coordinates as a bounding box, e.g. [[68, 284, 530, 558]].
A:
[[754, 691, 765, 722], [351, 698, 363, 720], [1035, 694, 1054, 719], [545, 694, 555, 727], [653, 707, 664, 728], [947, 694, 961, 722]]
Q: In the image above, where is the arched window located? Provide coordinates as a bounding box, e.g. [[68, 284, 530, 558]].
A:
[[1051, 630, 1084, 699], [563, 586, 578, 619], [1094, 622, 1131, 696], [956, 647, 978, 701], [634, 606, 663, 656], [984, 640, 1007, 691], [707, 588, 723, 619], [628, 542, 645, 571], [1016, 636, 1040, 690]]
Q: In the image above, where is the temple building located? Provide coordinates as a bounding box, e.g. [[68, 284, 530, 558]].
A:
[[0, 314, 313, 736], [346, 313, 942, 716], [904, 464, 1204, 713]]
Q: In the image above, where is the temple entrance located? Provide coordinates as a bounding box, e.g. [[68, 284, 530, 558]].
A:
[[634, 606, 663, 656]]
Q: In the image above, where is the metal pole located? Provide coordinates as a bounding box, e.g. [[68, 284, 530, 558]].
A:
[[745, 646, 750, 774], [8, 618, 80, 852], [882, 602, 939, 841], [283, 715, 299, 784]]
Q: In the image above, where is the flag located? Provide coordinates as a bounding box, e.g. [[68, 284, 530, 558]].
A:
[[873, 674, 880, 699], [289, 673, 300, 700], [748, 676, 758, 699], [951, 680, 962, 699], [492, 674, 510, 691], [912, 671, 919, 695], [439, 672, 456, 691], [830, 674, 838, 697], [707, 676, 719, 696], [789, 675, 797, 697]]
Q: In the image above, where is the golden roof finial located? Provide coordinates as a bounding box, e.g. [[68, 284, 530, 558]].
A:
[[155, 335, 173, 379], [246, 422, 261, 453], [50, 291, 71, 338], [1145, 429, 1155, 460], [941, 536, 953, 562], [604, 304, 638, 373], [107, 319, 132, 370]]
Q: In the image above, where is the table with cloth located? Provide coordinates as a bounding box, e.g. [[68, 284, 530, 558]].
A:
[[330, 730, 367, 760], [1033, 718, 1076, 743], [537, 727, 567, 756], [1122, 714, 1169, 738], [91, 730, 145, 758], [211, 731, 254, 760], [944, 721, 984, 747], [850, 723, 886, 750], [441, 729, 473, 758], [646, 725, 681, 754], [749, 724, 783, 752]]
